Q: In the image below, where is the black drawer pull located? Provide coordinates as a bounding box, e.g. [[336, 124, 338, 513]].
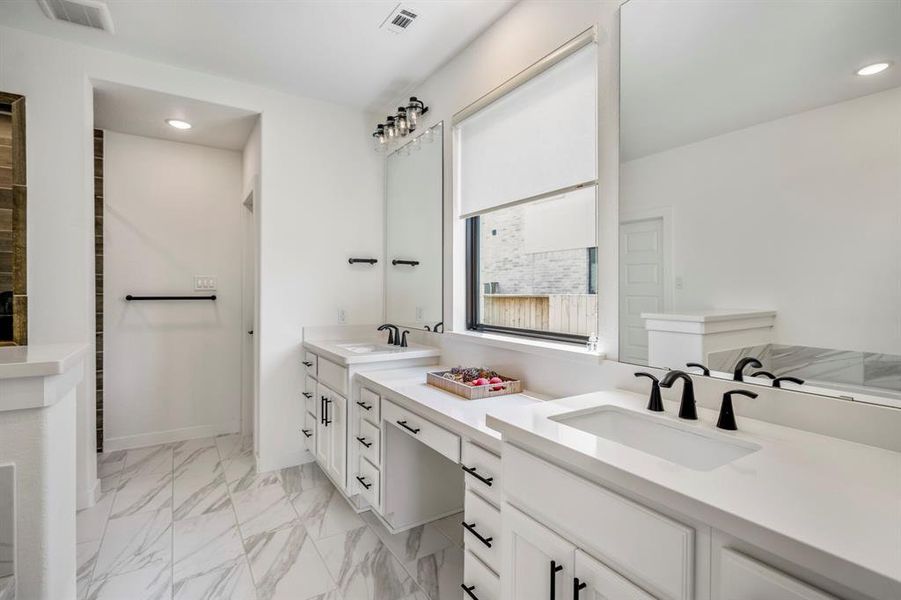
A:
[[356, 436, 372, 448], [397, 420, 420, 434], [356, 475, 372, 490], [461, 522, 492, 548], [461, 465, 494, 487], [322, 397, 332, 426], [574, 577, 587, 599], [302, 392, 312, 399], [303, 361, 313, 367], [301, 429, 312, 438], [320, 396, 325, 425], [356, 401, 372, 411], [550, 561, 563, 600], [461, 584, 479, 600]]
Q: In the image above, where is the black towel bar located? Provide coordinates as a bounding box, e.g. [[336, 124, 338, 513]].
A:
[[348, 258, 378, 265], [392, 259, 420, 266], [125, 295, 217, 301]]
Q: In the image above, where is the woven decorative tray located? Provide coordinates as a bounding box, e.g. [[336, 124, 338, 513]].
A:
[[426, 370, 522, 400]]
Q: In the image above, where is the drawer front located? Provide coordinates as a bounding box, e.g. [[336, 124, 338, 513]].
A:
[[357, 387, 381, 424], [504, 445, 694, 600], [464, 488, 501, 572], [318, 356, 348, 396], [719, 549, 836, 600], [304, 375, 317, 415], [303, 351, 318, 376], [356, 418, 380, 466], [302, 410, 315, 451], [463, 550, 500, 600], [382, 398, 461, 462], [461, 441, 501, 507], [355, 456, 380, 509]]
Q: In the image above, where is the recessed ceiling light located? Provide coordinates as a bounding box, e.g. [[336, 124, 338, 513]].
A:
[[166, 119, 192, 130], [856, 62, 891, 76]]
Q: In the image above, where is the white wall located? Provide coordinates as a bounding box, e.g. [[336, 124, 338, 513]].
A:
[[381, 0, 624, 356], [103, 132, 244, 449], [0, 25, 383, 477], [621, 86, 901, 355]]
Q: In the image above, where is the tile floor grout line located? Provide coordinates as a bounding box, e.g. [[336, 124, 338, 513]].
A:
[[81, 456, 119, 596], [219, 436, 264, 599]]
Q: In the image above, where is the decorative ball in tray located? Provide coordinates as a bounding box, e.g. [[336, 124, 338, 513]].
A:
[[426, 366, 522, 400]]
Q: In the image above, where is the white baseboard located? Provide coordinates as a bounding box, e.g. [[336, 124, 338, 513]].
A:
[[256, 448, 313, 474], [76, 476, 100, 510], [104, 421, 240, 452]]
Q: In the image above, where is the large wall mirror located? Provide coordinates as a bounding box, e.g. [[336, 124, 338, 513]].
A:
[[619, 0, 901, 406], [385, 122, 444, 331]]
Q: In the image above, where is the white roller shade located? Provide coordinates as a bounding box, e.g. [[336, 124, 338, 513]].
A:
[[522, 186, 597, 253], [455, 42, 597, 219]]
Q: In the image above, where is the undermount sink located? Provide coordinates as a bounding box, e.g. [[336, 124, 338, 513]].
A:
[[550, 406, 761, 471], [335, 343, 403, 354]]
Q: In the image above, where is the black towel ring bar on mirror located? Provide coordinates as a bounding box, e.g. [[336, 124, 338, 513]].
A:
[[125, 295, 216, 301]]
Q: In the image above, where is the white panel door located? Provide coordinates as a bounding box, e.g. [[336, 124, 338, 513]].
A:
[[619, 218, 664, 365], [502, 504, 575, 600], [574, 549, 656, 600]]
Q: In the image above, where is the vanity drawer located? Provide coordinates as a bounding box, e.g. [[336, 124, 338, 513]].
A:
[[719, 548, 837, 600], [464, 488, 501, 573], [304, 375, 317, 414], [302, 351, 318, 376], [461, 441, 501, 507], [355, 456, 380, 509], [382, 398, 461, 462], [357, 387, 381, 424], [301, 410, 315, 451], [318, 356, 348, 396], [356, 418, 380, 466], [504, 445, 694, 600], [463, 550, 500, 600]]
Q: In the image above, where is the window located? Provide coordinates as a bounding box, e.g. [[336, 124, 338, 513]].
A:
[[456, 34, 598, 342]]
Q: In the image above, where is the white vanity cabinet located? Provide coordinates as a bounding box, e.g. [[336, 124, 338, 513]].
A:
[[313, 382, 347, 486], [715, 549, 837, 600]]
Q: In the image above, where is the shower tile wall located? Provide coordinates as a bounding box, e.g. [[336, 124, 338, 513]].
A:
[[95, 129, 104, 451]]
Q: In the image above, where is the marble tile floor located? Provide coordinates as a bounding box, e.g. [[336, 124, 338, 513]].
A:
[[77, 435, 464, 600]]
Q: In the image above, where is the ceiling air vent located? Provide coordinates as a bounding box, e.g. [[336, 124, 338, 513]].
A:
[[37, 0, 115, 33], [381, 4, 418, 34]]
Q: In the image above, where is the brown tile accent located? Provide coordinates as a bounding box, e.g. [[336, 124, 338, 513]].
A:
[[0, 188, 12, 210], [12, 295, 26, 345], [12, 185, 26, 296], [10, 98, 25, 187], [94, 128, 104, 452]]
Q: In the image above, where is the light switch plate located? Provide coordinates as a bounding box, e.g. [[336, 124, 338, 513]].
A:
[[337, 307, 347, 324], [194, 276, 217, 291]]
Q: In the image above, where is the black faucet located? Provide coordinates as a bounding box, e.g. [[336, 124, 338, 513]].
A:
[[660, 370, 698, 420], [773, 376, 804, 388], [733, 357, 762, 382], [716, 389, 758, 430], [634, 372, 664, 412], [400, 330, 410, 348], [752, 370, 776, 380], [377, 324, 399, 345], [685, 362, 710, 376]]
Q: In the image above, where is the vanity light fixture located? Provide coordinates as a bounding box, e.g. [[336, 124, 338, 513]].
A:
[[856, 62, 891, 76], [166, 119, 192, 130], [372, 96, 429, 151]]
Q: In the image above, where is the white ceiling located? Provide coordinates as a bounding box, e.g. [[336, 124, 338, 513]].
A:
[[621, 0, 901, 161], [0, 0, 517, 111], [93, 81, 259, 150]]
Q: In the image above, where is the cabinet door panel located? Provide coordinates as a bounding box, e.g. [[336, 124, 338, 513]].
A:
[[574, 549, 655, 600], [502, 503, 575, 600], [315, 384, 329, 464], [327, 392, 347, 488], [719, 549, 836, 600]]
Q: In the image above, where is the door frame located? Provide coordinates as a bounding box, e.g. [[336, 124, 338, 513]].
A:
[[240, 174, 259, 445], [618, 207, 673, 362]]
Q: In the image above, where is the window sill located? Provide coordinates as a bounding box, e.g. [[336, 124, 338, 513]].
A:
[[444, 330, 606, 365]]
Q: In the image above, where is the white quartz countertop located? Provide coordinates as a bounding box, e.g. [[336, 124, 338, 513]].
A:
[[486, 390, 901, 598], [0, 343, 88, 379], [356, 365, 545, 452], [303, 339, 440, 366], [640, 308, 776, 322]]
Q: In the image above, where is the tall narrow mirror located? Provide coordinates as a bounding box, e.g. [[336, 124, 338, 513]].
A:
[[385, 122, 444, 331], [619, 0, 901, 406]]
